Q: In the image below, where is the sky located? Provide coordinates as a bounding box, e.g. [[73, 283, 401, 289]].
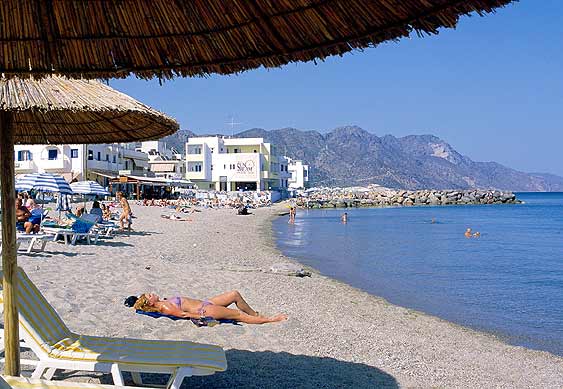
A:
[[110, 0, 563, 176]]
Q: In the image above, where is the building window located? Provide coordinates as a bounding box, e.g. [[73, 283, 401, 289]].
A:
[[48, 149, 58, 160], [223, 164, 226, 169], [211, 165, 213, 171], [211, 148, 214, 153], [125, 161, 129, 170], [97, 151, 101, 161], [88, 150, 93, 160], [253, 149, 257, 153], [17, 150, 32, 161], [234, 148, 239, 153], [113, 155, 116, 163], [70, 149, 78, 158], [106, 154, 109, 161]]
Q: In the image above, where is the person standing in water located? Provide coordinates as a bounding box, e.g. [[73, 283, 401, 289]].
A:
[[288, 206, 296, 224], [341, 212, 348, 223]]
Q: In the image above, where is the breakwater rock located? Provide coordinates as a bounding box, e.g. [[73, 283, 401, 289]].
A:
[[295, 188, 520, 209]]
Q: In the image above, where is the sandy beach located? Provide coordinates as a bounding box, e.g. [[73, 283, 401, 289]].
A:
[[6, 204, 563, 388]]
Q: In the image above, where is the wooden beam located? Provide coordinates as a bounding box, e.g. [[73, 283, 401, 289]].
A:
[[0, 111, 21, 376]]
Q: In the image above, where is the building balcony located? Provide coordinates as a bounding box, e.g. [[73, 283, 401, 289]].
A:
[[185, 154, 204, 162], [40, 158, 71, 172], [14, 160, 36, 173], [185, 171, 207, 180]]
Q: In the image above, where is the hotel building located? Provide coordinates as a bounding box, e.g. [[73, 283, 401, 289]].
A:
[[185, 136, 291, 191], [287, 158, 310, 189]]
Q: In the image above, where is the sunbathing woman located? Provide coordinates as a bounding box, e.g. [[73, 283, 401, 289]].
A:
[[125, 290, 287, 325]]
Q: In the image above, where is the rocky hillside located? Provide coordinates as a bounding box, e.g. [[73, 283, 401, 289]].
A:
[[234, 126, 563, 191]]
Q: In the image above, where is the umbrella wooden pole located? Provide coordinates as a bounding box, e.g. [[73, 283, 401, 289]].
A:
[[0, 111, 21, 376]]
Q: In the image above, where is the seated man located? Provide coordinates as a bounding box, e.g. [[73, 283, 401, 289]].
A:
[[15, 198, 38, 233]]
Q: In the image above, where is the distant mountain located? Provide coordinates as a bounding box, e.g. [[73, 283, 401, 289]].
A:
[[234, 126, 563, 191]]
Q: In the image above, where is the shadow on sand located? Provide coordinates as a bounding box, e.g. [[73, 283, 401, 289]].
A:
[[127, 350, 397, 389], [20, 350, 398, 389]]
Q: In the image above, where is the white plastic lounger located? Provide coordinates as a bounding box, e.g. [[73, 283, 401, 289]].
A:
[[15, 234, 54, 254], [41, 228, 98, 246], [0, 268, 227, 389], [1, 375, 153, 389]]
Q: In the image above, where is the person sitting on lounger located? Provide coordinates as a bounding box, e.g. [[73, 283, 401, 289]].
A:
[[124, 291, 287, 325]]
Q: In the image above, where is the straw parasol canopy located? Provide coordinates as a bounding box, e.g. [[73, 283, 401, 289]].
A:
[[0, 77, 178, 376], [0, 77, 178, 144], [0, 0, 515, 80]]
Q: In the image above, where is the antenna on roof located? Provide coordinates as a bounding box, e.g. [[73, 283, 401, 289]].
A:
[[226, 116, 242, 137]]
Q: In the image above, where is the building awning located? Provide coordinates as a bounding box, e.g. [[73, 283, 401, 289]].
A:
[[130, 158, 149, 169], [110, 174, 170, 186], [90, 170, 117, 179], [150, 163, 176, 173]]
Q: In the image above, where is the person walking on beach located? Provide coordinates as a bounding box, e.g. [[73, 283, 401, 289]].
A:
[[125, 291, 287, 325], [116, 191, 132, 230]]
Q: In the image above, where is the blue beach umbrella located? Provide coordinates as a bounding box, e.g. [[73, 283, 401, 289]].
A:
[[15, 173, 73, 195], [55, 194, 72, 212], [70, 181, 110, 196]]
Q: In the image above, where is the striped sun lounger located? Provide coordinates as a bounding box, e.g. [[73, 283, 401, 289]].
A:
[[0, 268, 227, 389], [0, 375, 151, 389]]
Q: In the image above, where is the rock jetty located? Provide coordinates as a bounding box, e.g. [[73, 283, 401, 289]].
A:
[[295, 186, 520, 208]]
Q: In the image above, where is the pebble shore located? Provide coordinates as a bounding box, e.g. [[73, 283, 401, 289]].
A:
[[7, 204, 563, 388]]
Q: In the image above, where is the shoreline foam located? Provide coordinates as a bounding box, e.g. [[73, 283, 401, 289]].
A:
[[6, 204, 563, 388]]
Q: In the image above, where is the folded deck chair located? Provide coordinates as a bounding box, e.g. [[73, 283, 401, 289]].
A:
[[1, 375, 153, 389], [0, 268, 227, 389]]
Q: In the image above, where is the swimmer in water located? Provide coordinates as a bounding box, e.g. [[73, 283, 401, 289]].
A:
[[464, 228, 472, 238]]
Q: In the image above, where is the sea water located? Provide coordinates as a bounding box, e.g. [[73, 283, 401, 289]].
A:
[[273, 193, 563, 356]]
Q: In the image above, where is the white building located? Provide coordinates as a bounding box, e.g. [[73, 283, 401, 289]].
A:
[[185, 136, 291, 191], [287, 158, 309, 189], [14, 143, 150, 187], [139, 141, 186, 180]]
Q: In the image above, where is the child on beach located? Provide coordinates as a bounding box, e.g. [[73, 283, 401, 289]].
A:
[[125, 291, 287, 325]]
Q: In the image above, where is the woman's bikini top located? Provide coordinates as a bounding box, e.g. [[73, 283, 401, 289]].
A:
[[166, 296, 182, 309]]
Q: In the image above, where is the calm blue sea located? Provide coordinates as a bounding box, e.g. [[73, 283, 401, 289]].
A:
[[273, 192, 563, 356]]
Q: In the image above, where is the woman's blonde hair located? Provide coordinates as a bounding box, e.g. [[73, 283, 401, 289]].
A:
[[133, 294, 160, 313]]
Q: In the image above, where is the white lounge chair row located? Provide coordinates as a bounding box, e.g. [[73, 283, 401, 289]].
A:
[[0, 268, 227, 388]]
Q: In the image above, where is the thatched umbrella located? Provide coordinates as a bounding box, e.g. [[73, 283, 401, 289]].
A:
[[0, 76, 178, 375], [0, 0, 516, 376], [0, 0, 515, 80]]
